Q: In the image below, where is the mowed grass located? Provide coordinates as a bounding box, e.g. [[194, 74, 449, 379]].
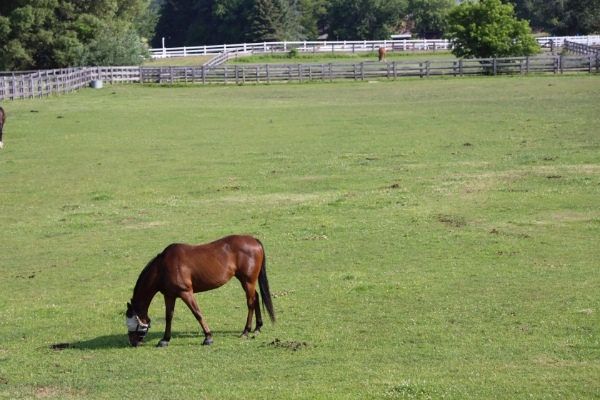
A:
[[227, 50, 455, 64], [0, 75, 599, 399], [141, 50, 456, 67]]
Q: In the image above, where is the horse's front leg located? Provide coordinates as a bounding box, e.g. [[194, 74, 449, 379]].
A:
[[158, 295, 176, 347], [180, 291, 213, 345]]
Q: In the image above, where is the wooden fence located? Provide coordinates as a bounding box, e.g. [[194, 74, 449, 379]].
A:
[[564, 40, 600, 56], [1, 55, 598, 101], [139, 56, 598, 84]]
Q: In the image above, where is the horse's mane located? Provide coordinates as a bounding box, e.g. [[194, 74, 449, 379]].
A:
[[132, 253, 161, 299]]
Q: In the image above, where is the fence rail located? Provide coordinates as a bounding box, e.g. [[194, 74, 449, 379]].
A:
[[1, 55, 598, 101], [148, 36, 600, 59], [564, 40, 600, 56]]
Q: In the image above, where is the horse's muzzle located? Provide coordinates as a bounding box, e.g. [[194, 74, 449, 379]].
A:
[[128, 330, 147, 347]]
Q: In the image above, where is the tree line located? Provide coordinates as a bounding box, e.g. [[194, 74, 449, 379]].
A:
[[0, 0, 598, 71]]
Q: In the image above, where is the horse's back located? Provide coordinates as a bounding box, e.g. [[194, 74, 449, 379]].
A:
[[159, 235, 263, 293]]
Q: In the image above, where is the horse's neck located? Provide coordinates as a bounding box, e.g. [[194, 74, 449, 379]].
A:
[[132, 291, 156, 318], [132, 268, 159, 317]]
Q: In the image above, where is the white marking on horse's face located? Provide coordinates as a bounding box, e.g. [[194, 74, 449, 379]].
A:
[[126, 315, 141, 332]]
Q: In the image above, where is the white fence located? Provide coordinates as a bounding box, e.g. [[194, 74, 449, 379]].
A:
[[149, 36, 600, 59], [150, 39, 451, 58]]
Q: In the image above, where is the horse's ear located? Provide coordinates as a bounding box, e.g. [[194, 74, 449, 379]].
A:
[[126, 302, 134, 317]]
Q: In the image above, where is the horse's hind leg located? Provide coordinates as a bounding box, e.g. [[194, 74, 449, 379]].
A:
[[241, 281, 261, 338], [179, 291, 213, 345], [254, 291, 263, 334]]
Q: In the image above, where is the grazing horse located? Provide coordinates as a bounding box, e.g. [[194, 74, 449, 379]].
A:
[[378, 47, 387, 62], [126, 235, 275, 347], [0, 107, 6, 149]]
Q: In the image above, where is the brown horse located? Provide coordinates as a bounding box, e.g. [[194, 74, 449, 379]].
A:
[[125, 235, 275, 347], [0, 107, 6, 149], [378, 47, 387, 62]]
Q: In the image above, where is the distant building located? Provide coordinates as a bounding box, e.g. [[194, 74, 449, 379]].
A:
[[391, 34, 412, 40]]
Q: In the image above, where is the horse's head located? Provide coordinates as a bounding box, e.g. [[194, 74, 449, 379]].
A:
[[126, 302, 151, 347]]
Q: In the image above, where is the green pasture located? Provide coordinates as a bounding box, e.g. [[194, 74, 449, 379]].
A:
[[142, 51, 455, 67], [144, 55, 214, 67], [226, 51, 456, 65], [0, 75, 599, 399]]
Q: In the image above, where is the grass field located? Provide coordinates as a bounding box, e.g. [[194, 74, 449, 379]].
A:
[[0, 75, 599, 399], [226, 51, 456, 64], [142, 51, 456, 67]]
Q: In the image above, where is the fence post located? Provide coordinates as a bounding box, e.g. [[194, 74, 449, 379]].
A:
[[459, 59, 463, 76], [559, 56, 564, 74], [493, 58, 497, 76], [519, 59, 523, 75]]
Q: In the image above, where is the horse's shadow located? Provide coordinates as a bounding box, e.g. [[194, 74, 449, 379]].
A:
[[66, 330, 243, 350]]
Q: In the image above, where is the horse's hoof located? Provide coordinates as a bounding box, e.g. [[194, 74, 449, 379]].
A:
[[203, 338, 213, 346], [157, 340, 169, 347]]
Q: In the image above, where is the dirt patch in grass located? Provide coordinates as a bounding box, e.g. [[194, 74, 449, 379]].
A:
[[438, 214, 466, 227], [268, 338, 308, 351]]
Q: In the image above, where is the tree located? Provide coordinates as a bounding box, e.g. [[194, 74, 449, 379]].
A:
[[407, 0, 456, 38], [507, 0, 600, 35], [445, 0, 540, 59], [248, 0, 304, 41], [0, 0, 153, 70], [327, 0, 408, 40], [297, 0, 328, 40], [75, 27, 150, 66]]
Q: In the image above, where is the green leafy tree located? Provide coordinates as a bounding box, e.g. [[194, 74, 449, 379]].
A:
[[445, 0, 540, 59], [297, 0, 328, 40], [407, 0, 456, 38], [75, 27, 150, 66], [249, 0, 301, 43], [507, 0, 600, 35], [327, 0, 408, 40], [154, 0, 263, 46], [0, 0, 153, 70]]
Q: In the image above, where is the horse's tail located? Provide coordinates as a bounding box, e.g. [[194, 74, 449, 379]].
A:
[[256, 238, 276, 323]]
